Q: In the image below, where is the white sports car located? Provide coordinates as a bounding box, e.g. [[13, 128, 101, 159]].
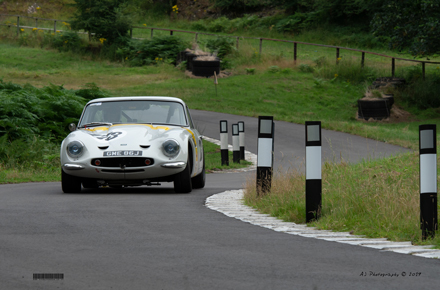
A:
[[60, 96, 205, 193]]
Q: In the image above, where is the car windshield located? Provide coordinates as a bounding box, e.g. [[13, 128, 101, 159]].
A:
[[79, 100, 188, 127]]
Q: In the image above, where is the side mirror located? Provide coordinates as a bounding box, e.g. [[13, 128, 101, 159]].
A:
[[69, 123, 77, 132]]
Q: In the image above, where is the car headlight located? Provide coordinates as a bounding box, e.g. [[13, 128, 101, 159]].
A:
[[66, 141, 85, 158], [162, 139, 180, 157]]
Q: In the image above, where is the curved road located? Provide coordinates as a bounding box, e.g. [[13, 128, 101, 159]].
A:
[[1, 111, 437, 290]]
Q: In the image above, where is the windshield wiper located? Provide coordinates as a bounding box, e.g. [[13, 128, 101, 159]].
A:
[[79, 122, 114, 128]]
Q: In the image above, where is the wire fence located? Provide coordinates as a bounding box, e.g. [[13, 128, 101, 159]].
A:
[[2, 13, 440, 79]]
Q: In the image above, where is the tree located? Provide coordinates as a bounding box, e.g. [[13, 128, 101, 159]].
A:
[[70, 0, 132, 44], [371, 0, 440, 56]]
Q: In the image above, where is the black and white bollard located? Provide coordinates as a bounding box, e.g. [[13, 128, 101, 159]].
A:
[[232, 123, 240, 163], [220, 120, 229, 166], [238, 121, 245, 160], [419, 124, 438, 240], [305, 121, 322, 223], [256, 116, 274, 195]]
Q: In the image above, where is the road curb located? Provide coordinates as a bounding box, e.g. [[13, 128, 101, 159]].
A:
[[206, 190, 440, 259]]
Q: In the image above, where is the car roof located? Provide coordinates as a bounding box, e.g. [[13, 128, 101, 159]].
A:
[[86, 96, 187, 106]]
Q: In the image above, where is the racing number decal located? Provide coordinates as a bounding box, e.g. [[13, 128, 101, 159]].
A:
[[105, 132, 122, 141], [97, 132, 122, 141]]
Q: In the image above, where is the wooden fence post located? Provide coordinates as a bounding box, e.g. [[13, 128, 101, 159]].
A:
[[361, 52, 365, 68], [294, 42, 297, 63], [130, 28, 132, 38], [392, 58, 395, 77], [54, 20, 57, 33], [259, 38, 262, 55], [35, 18, 38, 28], [336, 47, 340, 64], [170, 30, 173, 36], [16, 16, 19, 36]]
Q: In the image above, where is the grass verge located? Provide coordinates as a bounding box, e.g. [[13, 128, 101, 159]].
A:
[[244, 152, 440, 248], [204, 140, 252, 172]]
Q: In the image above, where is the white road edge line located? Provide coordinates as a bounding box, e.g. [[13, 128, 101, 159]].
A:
[[203, 136, 440, 259]]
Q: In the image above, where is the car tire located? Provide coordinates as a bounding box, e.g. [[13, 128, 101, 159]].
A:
[[174, 158, 192, 193], [192, 154, 205, 189], [61, 169, 82, 193]]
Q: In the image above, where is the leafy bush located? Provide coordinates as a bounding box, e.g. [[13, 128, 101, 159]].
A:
[[121, 36, 189, 66], [220, 58, 233, 70], [298, 64, 314, 73], [313, 56, 328, 68], [0, 80, 109, 142], [268, 66, 280, 73], [398, 66, 440, 109], [0, 80, 112, 169], [204, 37, 236, 58], [52, 31, 84, 52], [207, 17, 231, 33], [275, 13, 310, 34], [190, 14, 288, 34], [371, 0, 440, 56], [191, 21, 208, 32], [245, 68, 256, 75], [70, 0, 132, 44], [230, 15, 260, 31], [212, 0, 269, 15]]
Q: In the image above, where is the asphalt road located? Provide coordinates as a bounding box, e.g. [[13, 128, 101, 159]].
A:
[[191, 110, 409, 172], [1, 111, 437, 290]]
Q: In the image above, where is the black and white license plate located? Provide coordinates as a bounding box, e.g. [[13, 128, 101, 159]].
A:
[[103, 151, 143, 156]]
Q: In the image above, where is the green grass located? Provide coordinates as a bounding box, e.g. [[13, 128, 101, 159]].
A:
[[244, 152, 440, 248], [204, 140, 252, 171], [0, 167, 60, 183]]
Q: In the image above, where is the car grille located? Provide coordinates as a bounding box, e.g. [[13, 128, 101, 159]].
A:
[[91, 157, 154, 168]]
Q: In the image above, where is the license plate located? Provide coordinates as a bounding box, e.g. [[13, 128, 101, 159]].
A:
[[103, 151, 143, 156]]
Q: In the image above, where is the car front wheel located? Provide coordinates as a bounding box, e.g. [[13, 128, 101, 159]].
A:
[[61, 169, 82, 193], [192, 153, 205, 189], [174, 159, 192, 193]]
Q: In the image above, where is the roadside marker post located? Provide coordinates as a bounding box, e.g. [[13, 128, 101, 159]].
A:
[[238, 121, 245, 160], [419, 124, 438, 240], [256, 116, 274, 195], [232, 124, 240, 163], [305, 121, 322, 223], [220, 120, 229, 166]]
